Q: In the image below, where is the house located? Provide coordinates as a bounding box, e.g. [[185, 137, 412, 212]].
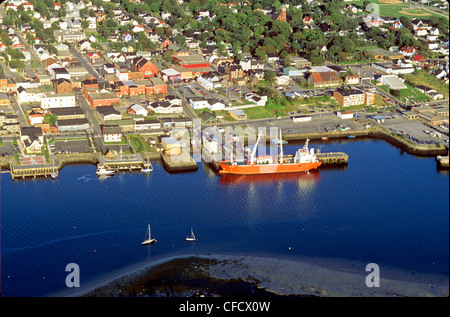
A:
[[128, 104, 148, 116], [228, 109, 247, 121], [122, 33, 133, 42], [158, 37, 172, 49], [188, 98, 224, 111], [102, 125, 122, 143], [303, 16, 314, 25], [199, 111, 217, 124], [412, 54, 426, 65], [345, 75, 360, 85], [135, 120, 161, 130], [415, 28, 427, 37], [28, 110, 44, 125], [244, 93, 267, 106], [283, 67, 302, 77], [396, 58, 413, 68], [78, 39, 91, 51], [166, 95, 182, 106], [275, 74, 290, 86], [20, 127, 44, 153], [148, 100, 182, 114], [337, 111, 354, 120], [96, 106, 122, 121], [56, 118, 90, 132], [399, 46, 417, 58], [307, 71, 340, 88], [434, 69, 447, 80]]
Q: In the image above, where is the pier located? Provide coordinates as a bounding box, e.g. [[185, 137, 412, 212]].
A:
[[98, 152, 147, 172], [9, 162, 57, 179], [436, 155, 449, 168], [316, 152, 349, 165], [161, 148, 198, 172]]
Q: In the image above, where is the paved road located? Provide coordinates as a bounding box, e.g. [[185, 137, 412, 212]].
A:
[[75, 91, 101, 135], [69, 46, 100, 80], [168, 84, 199, 120], [8, 94, 28, 127]]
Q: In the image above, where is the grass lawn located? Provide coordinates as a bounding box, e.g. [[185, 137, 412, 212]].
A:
[[404, 71, 449, 98], [345, 0, 448, 20], [244, 106, 272, 119], [379, 84, 430, 103]]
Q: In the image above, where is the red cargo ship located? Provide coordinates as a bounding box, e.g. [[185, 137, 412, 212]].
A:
[[218, 132, 322, 175]]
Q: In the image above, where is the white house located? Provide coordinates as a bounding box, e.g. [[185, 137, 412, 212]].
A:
[[128, 104, 148, 116], [148, 101, 183, 114], [244, 93, 267, 106], [189, 98, 225, 111], [275, 74, 290, 86], [17, 87, 44, 104], [337, 111, 354, 120], [78, 39, 91, 51], [40, 93, 76, 109], [102, 126, 122, 143]]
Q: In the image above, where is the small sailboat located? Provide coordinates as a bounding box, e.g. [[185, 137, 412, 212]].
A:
[[142, 224, 157, 245], [321, 136, 329, 141], [185, 228, 197, 242]]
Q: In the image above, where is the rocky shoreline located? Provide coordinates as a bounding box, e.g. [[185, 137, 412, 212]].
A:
[[65, 254, 449, 298]]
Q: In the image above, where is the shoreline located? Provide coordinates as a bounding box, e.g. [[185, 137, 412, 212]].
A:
[[58, 252, 449, 298], [1, 127, 447, 176]]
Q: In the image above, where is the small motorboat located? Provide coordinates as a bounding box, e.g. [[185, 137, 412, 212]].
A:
[[96, 168, 115, 176]]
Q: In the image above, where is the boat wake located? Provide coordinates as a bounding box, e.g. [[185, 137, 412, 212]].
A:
[[2, 229, 128, 255], [77, 174, 96, 182]]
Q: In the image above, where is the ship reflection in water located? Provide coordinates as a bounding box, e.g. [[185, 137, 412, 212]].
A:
[[219, 170, 320, 186], [219, 170, 320, 197]]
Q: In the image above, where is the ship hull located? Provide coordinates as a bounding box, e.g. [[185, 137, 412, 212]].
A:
[[218, 161, 322, 175]]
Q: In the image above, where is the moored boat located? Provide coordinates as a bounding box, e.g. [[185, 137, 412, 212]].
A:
[[218, 131, 322, 175], [96, 168, 115, 176]]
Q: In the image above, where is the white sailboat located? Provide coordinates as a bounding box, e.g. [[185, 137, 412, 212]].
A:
[[142, 224, 157, 245], [185, 228, 197, 242]]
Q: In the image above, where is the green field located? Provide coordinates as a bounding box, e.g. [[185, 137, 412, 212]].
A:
[[346, 0, 449, 20]]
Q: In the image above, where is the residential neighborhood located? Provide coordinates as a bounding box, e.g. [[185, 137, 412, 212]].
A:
[[0, 0, 448, 165]]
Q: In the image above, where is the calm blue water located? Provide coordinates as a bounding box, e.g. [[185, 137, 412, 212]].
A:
[[1, 139, 448, 296]]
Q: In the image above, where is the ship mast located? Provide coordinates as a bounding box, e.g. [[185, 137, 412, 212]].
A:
[[250, 131, 262, 165], [279, 129, 283, 164]]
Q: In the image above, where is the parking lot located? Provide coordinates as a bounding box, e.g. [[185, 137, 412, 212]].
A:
[[51, 139, 92, 154], [376, 114, 448, 143], [0, 141, 17, 157]]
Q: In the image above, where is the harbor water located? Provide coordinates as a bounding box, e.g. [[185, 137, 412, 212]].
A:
[[1, 139, 448, 296]]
